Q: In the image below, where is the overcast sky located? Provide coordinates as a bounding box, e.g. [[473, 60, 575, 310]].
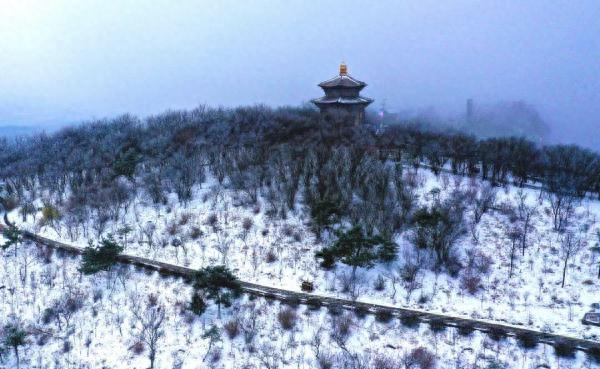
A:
[[0, 1, 598, 147]]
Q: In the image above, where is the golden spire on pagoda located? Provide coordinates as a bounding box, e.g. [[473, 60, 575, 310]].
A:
[[339, 62, 347, 76]]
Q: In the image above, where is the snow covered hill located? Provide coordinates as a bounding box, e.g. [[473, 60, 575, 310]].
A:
[[9, 166, 600, 343]]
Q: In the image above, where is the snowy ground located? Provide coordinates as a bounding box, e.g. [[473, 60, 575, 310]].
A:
[[0, 241, 596, 369], [9, 167, 600, 342]]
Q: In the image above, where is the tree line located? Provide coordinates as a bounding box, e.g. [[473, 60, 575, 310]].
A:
[[0, 105, 597, 272]]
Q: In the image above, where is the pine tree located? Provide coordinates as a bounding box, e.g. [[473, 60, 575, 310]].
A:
[[201, 325, 221, 361], [3, 322, 27, 369], [192, 266, 242, 318], [316, 225, 397, 280], [79, 235, 124, 275], [113, 146, 141, 178], [1, 225, 23, 253], [190, 292, 207, 316], [309, 199, 340, 240]]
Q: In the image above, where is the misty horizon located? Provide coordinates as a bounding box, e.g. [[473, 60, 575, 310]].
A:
[[1, 1, 598, 148]]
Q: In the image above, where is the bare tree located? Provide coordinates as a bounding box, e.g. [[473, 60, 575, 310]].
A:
[[472, 184, 497, 224], [559, 232, 585, 287], [130, 294, 166, 369], [505, 226, 522, 278], [547, 192, 576, 232], [44, 288, 86, 332], [516, 190, 537, 255], [240, 217, 253, 246]]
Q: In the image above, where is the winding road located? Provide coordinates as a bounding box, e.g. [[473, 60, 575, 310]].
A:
[[2, 217, 599, 354]]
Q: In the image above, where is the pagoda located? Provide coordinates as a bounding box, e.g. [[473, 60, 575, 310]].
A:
[[312, 63, 373, 126]]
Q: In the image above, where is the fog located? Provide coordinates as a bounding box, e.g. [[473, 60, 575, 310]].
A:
[[1, 1, 598, 148]]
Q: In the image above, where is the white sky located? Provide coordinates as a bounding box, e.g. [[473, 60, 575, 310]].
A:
[[0, 1, 599, 147]]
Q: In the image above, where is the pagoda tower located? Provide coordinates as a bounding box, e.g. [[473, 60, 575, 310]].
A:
[[312, 63, 374, 126]]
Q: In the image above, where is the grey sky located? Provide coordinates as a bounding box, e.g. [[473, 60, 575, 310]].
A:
[[1, 1, 599, 147]]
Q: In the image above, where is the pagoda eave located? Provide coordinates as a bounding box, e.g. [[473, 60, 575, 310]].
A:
[[311, 97, 373, 106]]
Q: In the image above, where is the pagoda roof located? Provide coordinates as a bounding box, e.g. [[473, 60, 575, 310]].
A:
[[311, 96, 374, 105], [318, 74, 367, 88]]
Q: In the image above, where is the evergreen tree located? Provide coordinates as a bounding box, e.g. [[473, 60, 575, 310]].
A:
[[309, 199, 340, 240], [316, 225, 397, 280], [113, 146, 141, 178], [2, 322, 27, 369], [201, 325, 221, 362], [79, 235, 124, 275], [192, 266, 242, 318], [190, 291, 207, 316], [1, 226, 23, 252]]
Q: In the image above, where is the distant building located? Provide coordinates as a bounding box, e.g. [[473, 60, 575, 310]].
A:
[[312, 63, 373, 126], [466, 98, 474, 123]]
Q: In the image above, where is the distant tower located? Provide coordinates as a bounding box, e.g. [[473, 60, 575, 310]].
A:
[[312, 63, 374, 126], [466, 98, 474, 123]]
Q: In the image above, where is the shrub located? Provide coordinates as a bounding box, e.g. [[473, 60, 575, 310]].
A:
[[278, 307, 298, 330], [400, 314, 420, 328], [327, 304, 343, 316], [373, 275, 386, 291], [301, 280, 314, 292], [429, 319, 446, 333], [401, 263, 420, 282], [206, 213, 219, 229], [353, 305, 369, 319], [224, 319, 240, 339], [209, 348, 222, 363], [282, 224, 294, 237], [179, 212, 192, 225], [242, 218, 253, 232], [306, 298, 321, 311], [331, 314, 353, 343], [417, 294, 430, 304], [41, 203, 61, 224], [458, 324, 475, 337], [372, 354, 400, 369], [282, 296, 300, 309], [487, 327, 507, 341], [466, 250, 493, 275], [131, 341, 145, 355], [460, 274, 482, 295], [189, 226, 203, 239], [62, 339, 72, 353], [42, 308, 57, 325], [166, 222, 179, 236], [404, 347, 436, 369], [375, 310, 394, 323], [553, 341, 576, 358], [317, 353, 334, 369], [516, 332, 538, 349], [265, 250, 277, 263]]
